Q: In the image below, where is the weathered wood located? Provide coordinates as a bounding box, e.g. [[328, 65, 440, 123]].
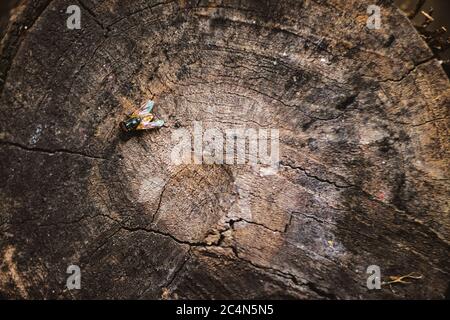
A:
[[0, 0, 449, 299]]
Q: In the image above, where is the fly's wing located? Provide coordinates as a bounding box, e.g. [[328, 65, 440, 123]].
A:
[[136, 118, 164, 130], [132, 100, 155, 117]]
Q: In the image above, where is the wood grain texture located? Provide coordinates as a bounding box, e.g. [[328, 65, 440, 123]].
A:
[[0, 0, 449, 299]]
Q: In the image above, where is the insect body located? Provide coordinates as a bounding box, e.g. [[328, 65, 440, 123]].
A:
[[120, 100, 164, 132]]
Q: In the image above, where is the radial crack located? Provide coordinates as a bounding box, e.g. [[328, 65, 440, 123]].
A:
[[0, 140, 107, 161]]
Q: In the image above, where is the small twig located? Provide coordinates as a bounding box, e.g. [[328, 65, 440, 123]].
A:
[[382, 272, 423, 285], [420, 10, 434, 24]]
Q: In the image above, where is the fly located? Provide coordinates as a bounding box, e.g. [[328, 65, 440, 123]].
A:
[[120, 100, 164, 132]]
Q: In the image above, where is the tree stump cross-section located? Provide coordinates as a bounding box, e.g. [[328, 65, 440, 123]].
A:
[[0, 0, 449, 299]]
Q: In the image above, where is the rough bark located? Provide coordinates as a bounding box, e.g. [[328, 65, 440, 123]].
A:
[[0, 0, 449, 299]]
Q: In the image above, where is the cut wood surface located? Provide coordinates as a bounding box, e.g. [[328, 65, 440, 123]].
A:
[[0, 0, 449, 299]]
